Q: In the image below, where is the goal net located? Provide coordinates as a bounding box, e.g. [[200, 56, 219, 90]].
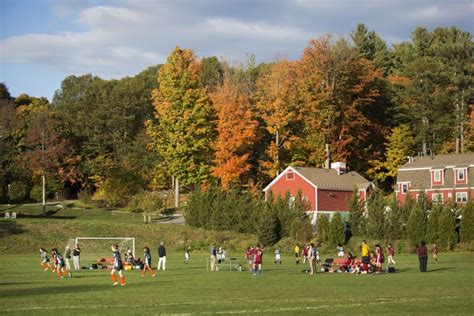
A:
[[71, 237, 135, 266]]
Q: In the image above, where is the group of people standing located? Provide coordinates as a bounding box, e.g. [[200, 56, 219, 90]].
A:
[[39, 244, 80, 279], [244, 245, 264, 275]]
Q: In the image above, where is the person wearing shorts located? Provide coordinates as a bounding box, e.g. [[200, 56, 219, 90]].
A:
[[253, 246, 263, 275], [111, 244, 125, 286], [39, 248, 54, 272], [294, 245, 300, 264], [141, 247, 156, 278]]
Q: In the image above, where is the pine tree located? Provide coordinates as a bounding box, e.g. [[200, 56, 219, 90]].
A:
[[258, 206, 281, 246], [317, 214, 330, 243], [329, 212, 345, 246], [426, 203, 442, 244], [406, 203, 427, 246], [348, 187, 363, 236], [366, 190, 386, 239], [460, 199, 474, 243], [386, 193, 403, 240], [438, 204, 457, 250]]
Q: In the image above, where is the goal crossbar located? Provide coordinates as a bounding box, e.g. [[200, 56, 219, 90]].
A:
[[75, 237, 135, 257]]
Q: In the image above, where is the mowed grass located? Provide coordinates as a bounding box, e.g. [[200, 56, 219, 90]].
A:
[[0, 252, 473, 315]]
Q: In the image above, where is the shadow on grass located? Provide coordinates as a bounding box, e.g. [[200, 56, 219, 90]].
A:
[[428, 267, 454, 272], [18, 213, 77, 220], [0, 221, 26, 238]]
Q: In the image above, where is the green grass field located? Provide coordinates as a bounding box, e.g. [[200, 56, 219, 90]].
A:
[[0, 252, 473, 315], [1, 203, 473, 315]]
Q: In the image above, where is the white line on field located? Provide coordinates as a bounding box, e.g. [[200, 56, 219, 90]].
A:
[[3, 295, 468, 313]]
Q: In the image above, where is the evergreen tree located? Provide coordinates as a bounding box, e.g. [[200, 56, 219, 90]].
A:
[[317, 214, 330, 243], [426, 203, 442, 244], [329, 212, 345, 246], [386, 193, 403, 240], [400, 194, 415, 239], [290, 190, 312, 242], [406, 202, 427, 246], [348, 187, 363, 236], [258, 206, 281, 246], [366, 190, 386, 239], [438, 204, 457, 250], [460, 199, 474, 243]]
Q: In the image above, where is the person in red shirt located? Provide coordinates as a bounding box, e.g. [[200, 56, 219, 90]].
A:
[[253, 245, 263, 276], [245, 246, 254, 272], [375, 244, 383, 273], [386, 243, 396, 265], [302, 245, 308, 264], [433, 243, 438, 262]]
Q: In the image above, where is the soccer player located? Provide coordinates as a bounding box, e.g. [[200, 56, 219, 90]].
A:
[[274, 247, 281, 264], [253, 245, 263, 275], [375, 244, 383, 273], [111, 244, 126, 286], [294, 245, 300, 264], [386, 243, 396, 265], [39, 248, 54, 272], [433, 243, 438, 262], [51, 248, 71, 278], [141, 247, 156, 278], [184, 246, 191, 264], [245, 246, 254, 272]]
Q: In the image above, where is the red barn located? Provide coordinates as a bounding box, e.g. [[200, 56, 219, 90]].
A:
[[396, 153, 474, 204], [263, 163, 372, 222]]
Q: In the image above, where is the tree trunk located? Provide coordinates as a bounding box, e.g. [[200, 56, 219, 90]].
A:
[[275, 130, 280, 176], [174, 178, 179, 208], [42, 173, 46, 217]]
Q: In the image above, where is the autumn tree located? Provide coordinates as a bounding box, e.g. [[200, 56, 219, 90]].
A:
[[369, 124, 415, 190], [299, 36, 386, 173], [211, 71, 257, 190], [256, 59, 302, 177], [147, 47, 214, 206]]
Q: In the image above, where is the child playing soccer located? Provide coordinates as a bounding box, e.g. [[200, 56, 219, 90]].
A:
[[39, 248, 54, 272], [111, 244, 125, 286], [141, 247, 156, 278], [253, 245, 263, 276], [274, 247, 281, 264], [184, 246, 191, 264], [51, 248, 71, 278]]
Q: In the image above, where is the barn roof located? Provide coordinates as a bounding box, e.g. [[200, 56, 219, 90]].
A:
[[295, 167, 372, 191], [263, 166, 372, 192]]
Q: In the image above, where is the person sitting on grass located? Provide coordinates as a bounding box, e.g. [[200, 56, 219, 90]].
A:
[[339, 252, 354, 273]]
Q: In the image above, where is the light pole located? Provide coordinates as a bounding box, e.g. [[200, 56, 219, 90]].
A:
[[7, 184, 11, 205]]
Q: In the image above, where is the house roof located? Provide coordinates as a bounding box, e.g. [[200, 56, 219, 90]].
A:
[[399, 153, 474, 170], [263, 166, 371, 192], [294, 167, 371, 191]]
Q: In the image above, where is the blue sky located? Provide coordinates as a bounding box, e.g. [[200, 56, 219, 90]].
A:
[[1, 0, 473, 101]]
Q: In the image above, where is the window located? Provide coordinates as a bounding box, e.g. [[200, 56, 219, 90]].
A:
[[434, 170, 441, 182], [286, 170, 295, 180], [456, 192, 468, 203], [432, 193, 443, 204], [416, 194, 420, 201], [402, 183, 408, 194], [457, 169, 465, 181]]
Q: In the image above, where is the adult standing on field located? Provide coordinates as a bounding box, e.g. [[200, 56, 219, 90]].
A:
[[73, 244, 81, 270], [157, 242, 167, 271], [209, 243, 217, 271], [418, 241, 428, 272], [64, 245, 72, 271]]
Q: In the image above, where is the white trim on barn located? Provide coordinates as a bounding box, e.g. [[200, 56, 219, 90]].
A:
[[262, 166, 318, 192]]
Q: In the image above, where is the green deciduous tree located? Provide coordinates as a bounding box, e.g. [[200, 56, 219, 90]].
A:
[[147, 47, 214, 188]]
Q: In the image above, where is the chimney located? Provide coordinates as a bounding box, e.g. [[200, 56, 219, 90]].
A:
[[325, 143, 330, 169], [331, 162, 347, 175]]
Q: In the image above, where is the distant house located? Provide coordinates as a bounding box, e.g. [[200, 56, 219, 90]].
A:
[[396, 153, 474, 204], [263, 162, 372, 222]]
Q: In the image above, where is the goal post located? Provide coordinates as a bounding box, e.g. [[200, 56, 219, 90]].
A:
[[74, 237, 135, 264]]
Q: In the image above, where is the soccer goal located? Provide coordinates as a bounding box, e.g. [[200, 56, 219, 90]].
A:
[[72, 237, 135, 266]]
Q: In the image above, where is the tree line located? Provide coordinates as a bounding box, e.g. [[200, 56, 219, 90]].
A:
[[0, 24, 472, 206]]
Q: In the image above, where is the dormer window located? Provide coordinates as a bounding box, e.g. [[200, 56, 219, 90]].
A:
[[402, 183, 408, 194], [434, 170, 441, 182], [457, 169, 465, 181], [286, 170, 295, 180]]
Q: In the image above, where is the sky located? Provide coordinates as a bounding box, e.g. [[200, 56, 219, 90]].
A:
[[1, 0, 473, 101]]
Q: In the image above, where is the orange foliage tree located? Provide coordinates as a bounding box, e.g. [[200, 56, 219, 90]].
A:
[[211, 74, 257, 190]]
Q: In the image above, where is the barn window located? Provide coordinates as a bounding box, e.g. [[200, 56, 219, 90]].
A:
[[456, 192, 468, 203], [457, 169, 465, 181], [433, 170, 441, 182], [432, 193, 443, 204], [401, 183, 408, 194], [286, 170, 295, 180]]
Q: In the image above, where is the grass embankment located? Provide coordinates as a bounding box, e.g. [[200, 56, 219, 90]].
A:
[[0, 202, 257, 255]]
